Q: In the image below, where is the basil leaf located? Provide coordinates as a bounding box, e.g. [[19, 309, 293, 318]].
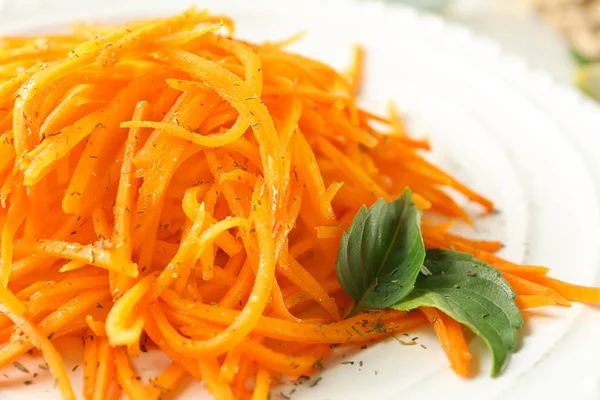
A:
[[393, 249, 523, 376], [336, 188, 425, 314]]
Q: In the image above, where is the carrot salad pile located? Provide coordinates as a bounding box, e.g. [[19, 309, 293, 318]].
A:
[[0, 8, 598, 400]]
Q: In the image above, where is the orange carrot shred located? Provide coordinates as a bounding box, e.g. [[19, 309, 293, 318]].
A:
[[421, 307, 472, 377], [527, 276, 600, 305]]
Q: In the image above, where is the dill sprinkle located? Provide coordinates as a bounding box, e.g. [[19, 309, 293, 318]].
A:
[[151, 382, 170, 392], [351, 325, 367, 339], [13, 361, 29, 373]]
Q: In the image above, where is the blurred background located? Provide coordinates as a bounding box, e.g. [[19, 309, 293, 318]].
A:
[[396, 0, 600, 101], [0, 0, 598, 100]]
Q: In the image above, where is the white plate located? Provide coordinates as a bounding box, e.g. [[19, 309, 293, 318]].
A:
[[1, 1, 600, 399]]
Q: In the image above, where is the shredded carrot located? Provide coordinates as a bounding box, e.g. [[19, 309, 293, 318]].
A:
[[527, 276, 600, 304], [252, 367, 271, 400], [0, 288, 75, 399], [348, 45, 364, 97], [111, 100, 151, 298], [114, 347, 149, 400], [85, 315, 106, 337], [388, 100, 407, 137], [83, 330, 99, 400], [314, 225, 343, 239], [0, 9, 596, 400], [146, 362, 186, 399], [198, 358, 235, 400], [516, 295, 556, 309], [421, 307, 472, 377], [93, 337, 115, 400], [502, 273, 571, 306], [220, 347, 241, 383]]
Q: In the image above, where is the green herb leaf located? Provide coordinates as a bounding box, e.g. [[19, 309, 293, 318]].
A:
[[393, 249, 523, 376], [336, 188, 425, 314], [571, 48, 594, 65]]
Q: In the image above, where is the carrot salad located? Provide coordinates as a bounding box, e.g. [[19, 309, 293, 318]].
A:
[[0, 8, 597, 400]]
